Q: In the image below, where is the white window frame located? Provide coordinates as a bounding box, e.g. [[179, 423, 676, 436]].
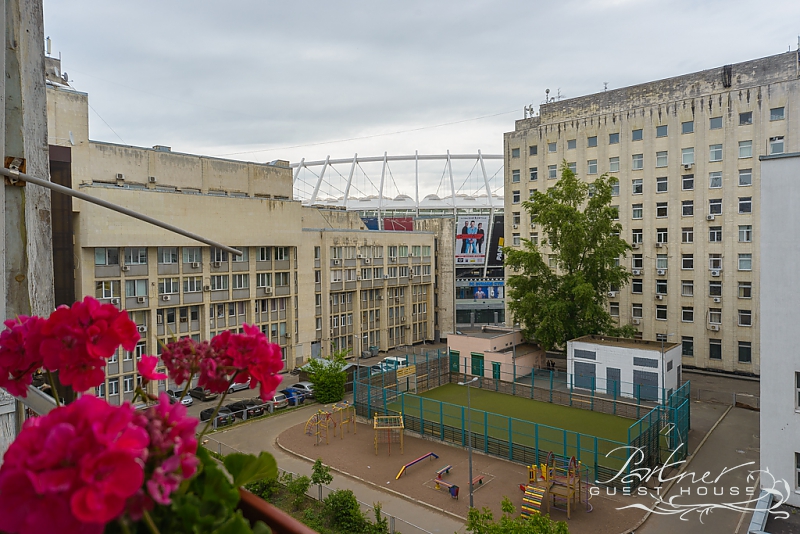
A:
[[182, 247, 201, 263], [682, 254, 694, 270], [739, 169, 752, 187], [632, 204, 643, 219], [709, 171, 722, 189], [770, 136, 785, 155], [210, 275, 229, 290], [158, 247, 178, 264], [681, 147, 694, 166], [108, 378, 119, 396], [739, 140, 753, 159], [632, 154, 643, 170], [632, 179, 643, 195], [656, 151, 668, 168], [739, 225, 752, 243], [587, 160, 597, 175], [609, 157, 619, 173], [738, 253, 752, 271], [183, 276, 202, 293], [682, 307, 694, 322], [738, 309, 752, 327], [158, 278, 179, 295], [232, 274, 249, 289], [709, 144, 723, 162], [681, 280, 694, 297], [124, 247, 148, 265]]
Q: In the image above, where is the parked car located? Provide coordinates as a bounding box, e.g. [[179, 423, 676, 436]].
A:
[[189, 387, 219, 402], [165, 389, 193, 406], [225, 400, 265, 419], [227, 378, 251, 394], [291, 381, 315, 398], [280, 388, 306, 406], [265, 393, 289, 410], [199, 407, 235, 427]]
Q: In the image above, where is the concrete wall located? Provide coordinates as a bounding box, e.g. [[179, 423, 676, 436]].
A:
[[759, 152, 800, 506], [416, 217, 456, 339]]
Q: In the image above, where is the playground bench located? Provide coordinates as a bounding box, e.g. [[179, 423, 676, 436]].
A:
[[434, 479, 459, 499], [436, 465, 453, 478], [471, 475, 484, 486]]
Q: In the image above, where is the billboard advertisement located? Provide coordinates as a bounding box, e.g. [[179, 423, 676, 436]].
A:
[[455, 215, 490, 265], [468, 280, 504, 299], [486, 214, 505, 267]]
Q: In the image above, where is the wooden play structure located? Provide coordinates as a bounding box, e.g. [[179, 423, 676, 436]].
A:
[[304, 401, 357, 446], [395, 451, 438, 479], [520, 453, 593, 520], [373, 415, 405, 455]]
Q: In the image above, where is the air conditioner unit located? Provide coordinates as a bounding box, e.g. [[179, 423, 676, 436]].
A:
[[395, 296, 400, 302], [607, 291, 616, 297], [631, 243, 640, 249], [264, 287, 273, 294], [357, 275, 362, 281], [711, 270, 721, 277], [408, 253, 414, 257], [657, 269, 666, 276], [136, 296, 146, 304], [179, 317, 188, 323], [709, 324, 720, 331], [364, 258, 371, 264], [148, 176, 157, 184], [212, 261, 222, 268], [655, 242, 663, 248], [110, 297, 120, 304], [655, 294, 664, 300], [121, 265, 130, 272], [156, 315, 163, 324], [283, 333, 291, 338], [190, 262, 200, 268], [632, 269, 641, 276], [390, 257, 398, 262], [333, 259, 341, 265], [513, 224, 519, 229], [530, 223, 537, 229], [137, 325, 147, 333], [683, 164, 693, 170], [408, 274, 414, 279], [357, 254, 364, 259], [115, 173, 125, 181], [706, 214, 715, 221], [376, 295, 383, 300], [401, 317, 406, 323], [632, 319, 641, 325], [384, 274, 390, 279], [713, 297, 722, 303], [203, 285, 211, 291], [161, 295, 171, 301]]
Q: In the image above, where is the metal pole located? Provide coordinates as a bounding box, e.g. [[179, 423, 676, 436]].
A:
[[467, 380, 474, 508]]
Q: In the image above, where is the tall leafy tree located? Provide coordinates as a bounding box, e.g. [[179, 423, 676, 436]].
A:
[[506, 161, 635, 351]]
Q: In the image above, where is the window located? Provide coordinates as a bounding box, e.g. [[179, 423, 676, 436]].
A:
[[709, 199, 722, 215], [157, 247, 178, 264], [108, 378, 119, 396], [632, 279, 643, 293], [125, 279, 147, 297], [548, 165, 557, 179], [709, 281, 722, 297], [183, 247, 201, 263], [610, 302, 619, 316], [567, 139, 576, 150], [656, 305, 667, 320], [632, 229, 643, 244], [96, 383, 106, 397], [738, 310, 752, 327], [739, 253, 752, 271], [770, 136, 785, 155], [657, 229, 668, 244], [739, 140, 752, 158], [609, 157, 620, 173], [529, 232, 538, 244], [682, 227, 694, 243], [656, 279, 667, 295], [512, 190, 520, 203], [632, 303, 643, 318], [548, 142, 557, 153], [94, 280, 120, 299], [512, 213, 521, 226], [95, 247, 119, 266], [682, 307, 694, 322], [656, 125, 668, 138], [258, 247, 271, 262], [314, 246, 321, 260], [548, 255, 557, 269], [123, 375, 134, 394], [632, 204, 643, 219], [709, 116, 722, 129], [587, 136, 598, 148], [158, 278, 179, 295], [682, 337, 694, 357], [709, 308, 722, 324], [709, 144, 723, 162], [709, 226, 722, 242], [739, 225, 752, 242], [709, 171, 722, 189], [567, 162, 577, 174], [739, 282, 752, 299], [274, 247, 289, 261], [232, 274, 249, 289], [656, 254, 668, 269], [512, 169, 520, 183], [632, 154, 643, 170], [681, 280, 694, 296], [632, 179, 643, 194], [739, 197, 752, 214], [682, 200, 693, 217], [656, 151, 668, 167], [632, 254, 644, 269], [529, 145, 538, 156], [681, 147, 694, 165], [231, 247, 249, 262], [609, 132, 619, 144], [529, 167, 538, 181], [770, 107, 785, 121], [656, 177, 668, 193], [682, 254, 694, 269], [511, 148, 520, 158], [512, 233, 521, 246], [739, 111, 752, 125], [632, 129, 643, 141], [124, 247, 147, 265], [681, 121, 694, 134], [739, 169, 752, 187], [210, 275, 228, 290], [275, 272, 290, 286], [738, 342, 752, 363], [587, 160, 598, 174], [611, 180, 619, 196], [709, 254, 723, 270], [682, 174, 694, 190], [183, 276, 202, 293], [211, 247, 228, 263], [709, 339, 722, 360]]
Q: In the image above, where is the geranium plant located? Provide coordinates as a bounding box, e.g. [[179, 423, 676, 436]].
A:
[[0, 297, 284, 534]]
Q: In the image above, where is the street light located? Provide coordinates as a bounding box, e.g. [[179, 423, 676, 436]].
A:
[[458, 376, 479, 508]]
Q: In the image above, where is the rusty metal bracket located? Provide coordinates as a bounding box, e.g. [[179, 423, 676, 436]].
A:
[[4, 157, 27, 186]]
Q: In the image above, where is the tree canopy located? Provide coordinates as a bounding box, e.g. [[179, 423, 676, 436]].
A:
[[466, 497, 569, 534], [304, 347, 350, 403], [505, 161, 635, 351]]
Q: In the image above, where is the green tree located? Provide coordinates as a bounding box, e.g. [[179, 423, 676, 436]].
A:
[[506, 162, 635, 351], [465, 497, 569, 534], [311, 459, 334, 486], [305, 347, 350, 403]]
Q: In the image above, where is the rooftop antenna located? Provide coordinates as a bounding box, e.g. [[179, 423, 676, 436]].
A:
[[545, 88, 550, 104], [604, 82, 608, 91], [46, 36, 51, 56]]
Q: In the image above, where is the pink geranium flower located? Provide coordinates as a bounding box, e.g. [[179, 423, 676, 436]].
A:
[[0, 316, 46, 396], [137, 355, 167, 383], [211, 324, 283, 401]]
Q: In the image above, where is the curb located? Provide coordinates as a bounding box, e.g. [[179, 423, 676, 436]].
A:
[[618, 404, 734, 534], [275, 436, 468, 524]]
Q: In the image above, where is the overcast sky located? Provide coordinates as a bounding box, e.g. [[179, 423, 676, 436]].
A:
[[43, 0, 800, 196]]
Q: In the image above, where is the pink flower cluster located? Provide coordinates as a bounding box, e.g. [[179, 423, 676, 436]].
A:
[[161, 324, 283, 401], [0, 297, 140, 394]]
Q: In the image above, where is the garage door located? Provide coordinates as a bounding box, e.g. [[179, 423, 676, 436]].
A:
[[607, 367, 621, 397], [633, 369, 659, 401], [574, 361, 596, 390]]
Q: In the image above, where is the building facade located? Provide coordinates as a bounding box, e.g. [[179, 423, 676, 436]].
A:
[[46, 59, 436, 404], [504, 51, 800, 375]]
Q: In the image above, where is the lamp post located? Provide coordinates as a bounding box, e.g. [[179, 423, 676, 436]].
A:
[[458, 376, 479, 508]]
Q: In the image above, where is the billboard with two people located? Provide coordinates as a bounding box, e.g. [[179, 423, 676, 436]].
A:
[[455, 215, 490, 265]]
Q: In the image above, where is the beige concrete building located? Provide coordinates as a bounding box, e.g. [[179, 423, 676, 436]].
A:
[[504, 51, 800, 375], [45, 58, 435, 403]]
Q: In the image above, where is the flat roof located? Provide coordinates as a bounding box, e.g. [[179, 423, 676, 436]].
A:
[[571, 334, 680, 351], [452, 327, 519, 340]]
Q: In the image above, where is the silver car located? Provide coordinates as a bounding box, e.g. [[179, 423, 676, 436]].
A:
[[166, 389, 193, 406], [227, 378, 251, 394], [291, 381, 315, 398]]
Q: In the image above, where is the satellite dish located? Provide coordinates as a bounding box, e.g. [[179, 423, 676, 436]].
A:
[[62, 72, 68, 83]]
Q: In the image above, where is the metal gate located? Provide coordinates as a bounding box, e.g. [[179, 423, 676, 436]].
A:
[[633, 369, 659, 401], [573, 361, 595, 390]]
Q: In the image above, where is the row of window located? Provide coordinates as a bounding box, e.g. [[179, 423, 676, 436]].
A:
[[95, 246, 292, 266], [329, 245, 432, 259], [620, 302, 753, 325], [510, 108, 787, 158], [96, 374, 141, 397], [681, 337, 753, 363], [628, 252, 753, 271], [95, 273, 291, 298], [627, 201, 753, 219], [626, 279, 752, 298], [629, 224, 752, 245], [324, 264, 433, 283]]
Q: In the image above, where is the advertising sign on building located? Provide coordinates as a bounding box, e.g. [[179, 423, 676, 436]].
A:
[[455, 215, 490, 265], [486, 214, 505, 267]]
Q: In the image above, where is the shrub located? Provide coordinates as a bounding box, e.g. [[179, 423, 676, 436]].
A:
[[323, 489, 367, 533], [282, 472, 312, 510]]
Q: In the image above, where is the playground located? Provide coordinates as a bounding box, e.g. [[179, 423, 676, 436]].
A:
[[277, 418, 649, 534]]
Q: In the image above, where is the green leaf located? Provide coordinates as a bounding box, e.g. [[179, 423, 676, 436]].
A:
[[224, 452, 278, 488], [250, 520, 271, 534], [211, 511, 258, 534]]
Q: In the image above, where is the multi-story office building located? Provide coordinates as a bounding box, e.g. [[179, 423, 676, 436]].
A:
[[504, 51, 800, 375], [45, 58, 436, 404]]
